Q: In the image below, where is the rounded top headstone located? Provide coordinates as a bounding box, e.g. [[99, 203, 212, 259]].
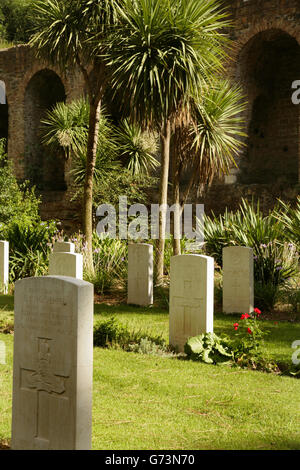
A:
[[53, 242, 75, 253]]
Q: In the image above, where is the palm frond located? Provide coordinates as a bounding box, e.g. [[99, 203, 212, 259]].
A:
[[114, 119, 159, 175], [106, 0, 231, 127]]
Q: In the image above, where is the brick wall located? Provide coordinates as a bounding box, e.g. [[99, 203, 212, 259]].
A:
[[0, 45, 85, 231], [0, 2, 300, 229]]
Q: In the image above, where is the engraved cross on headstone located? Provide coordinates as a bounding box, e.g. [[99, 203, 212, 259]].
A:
[[20, 338, 69, 446], [174, 279, 204, 334]]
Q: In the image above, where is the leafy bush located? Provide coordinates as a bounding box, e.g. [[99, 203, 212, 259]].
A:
[[203, 199, 285, 268], [253, 242, 298, 310], [254, 242, 298, 287], [280, 283, 300, 314], [184, 333, 233, 364], [72, 232, 127, 294], [203, 199, 298, 309], [0, 140, 40, 225], [274, 197, 300, 248], [94, 317, 132, 348], [0, 0, 34, 44], [3, 220, 58, 281], [128, 337, 173, 356], [254, 282, 281, 312]]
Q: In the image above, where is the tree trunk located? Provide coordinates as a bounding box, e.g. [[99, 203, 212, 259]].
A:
[[156, 119, 171, 285], [83, 98, 102, 271], [172, 146, 181, 256]]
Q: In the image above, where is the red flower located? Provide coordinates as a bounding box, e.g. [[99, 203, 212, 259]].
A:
[[241, 313, 251, 320], [274, 321, 278, 325], [254, 308, 262, 315], [234, 323, 239, 330], [247, 328, 252, 334]]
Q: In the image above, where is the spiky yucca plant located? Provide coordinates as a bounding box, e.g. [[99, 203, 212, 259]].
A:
[[114, 119, 159, 175]]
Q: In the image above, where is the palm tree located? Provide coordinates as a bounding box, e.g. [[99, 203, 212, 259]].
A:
[[171, 80, 246, 255], [114, 119, 159, 176], [30, 0, 117, 268], [107, 0, 231, 283], [40, 98, 120, 186], [40, 98, 159, 180]]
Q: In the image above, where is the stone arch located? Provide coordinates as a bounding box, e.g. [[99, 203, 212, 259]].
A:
[[0, 80, 8, 151], [24, 68, 66, 190], [235, 28, 300, 184]]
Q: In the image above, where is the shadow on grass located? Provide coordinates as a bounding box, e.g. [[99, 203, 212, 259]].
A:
[[94, 303, 168, 317]]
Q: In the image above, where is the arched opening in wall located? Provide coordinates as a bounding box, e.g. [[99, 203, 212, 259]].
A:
[[24, 69, 66, 190], [0, 80, 8, 152], [237, 29, 300, 185]]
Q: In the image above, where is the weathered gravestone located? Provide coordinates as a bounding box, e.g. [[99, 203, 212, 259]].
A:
[[53, 241, 75, 253], [169, 254, 214, 352], [0, 240, 9, 294], [127, 243, 153, 306], [11, 276, 94, 450], [222, 246, 254, 314], [49, 242, 83, 279]]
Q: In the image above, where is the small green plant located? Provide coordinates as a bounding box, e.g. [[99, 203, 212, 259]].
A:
[[128, 337, 173, 357], [232, 309, 278, 372], [93, 316, 165, 350], [94, 317, 131, 348], [184, 332, 233, 364]]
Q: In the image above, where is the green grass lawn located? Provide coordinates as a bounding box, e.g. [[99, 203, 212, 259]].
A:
[[1, 295, 300, 450]]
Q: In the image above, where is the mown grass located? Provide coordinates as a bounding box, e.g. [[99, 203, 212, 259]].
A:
[[0, 295, 300, 449]]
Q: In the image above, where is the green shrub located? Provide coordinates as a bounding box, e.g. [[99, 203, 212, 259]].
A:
[[274, 197, 300, 248], [93, 316, 165, 350], [0, 140, 40, 225], [184, 333, 233, 364], [254, 282, 281, 312], [0, 0, 34, 44], [72, 232, 128, 294], [282, 285, 300, 314], [203, 199, 285, 268], [94, 317, 132, 348], [4, 220, 58, 281], [203, 199, 298, 309], [128, 337, 173, 356], [254, 242, 298, 287]]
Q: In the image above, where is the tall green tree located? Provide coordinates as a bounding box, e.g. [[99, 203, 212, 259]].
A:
[[171, 80, 246, 255], [107, 0, 230, 283], [30, 0, 117, 268]]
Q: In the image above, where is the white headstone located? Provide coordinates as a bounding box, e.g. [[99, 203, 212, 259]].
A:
[[222, 246, 254, 314], [11, 276, 94, 450], [53, 242, 75, 253], [49, 251, 83, 279], [0, 80, 6, 105], [127, 243, 153, 306], [169, 254, 214, 352], [0, 240, 9, 294]]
